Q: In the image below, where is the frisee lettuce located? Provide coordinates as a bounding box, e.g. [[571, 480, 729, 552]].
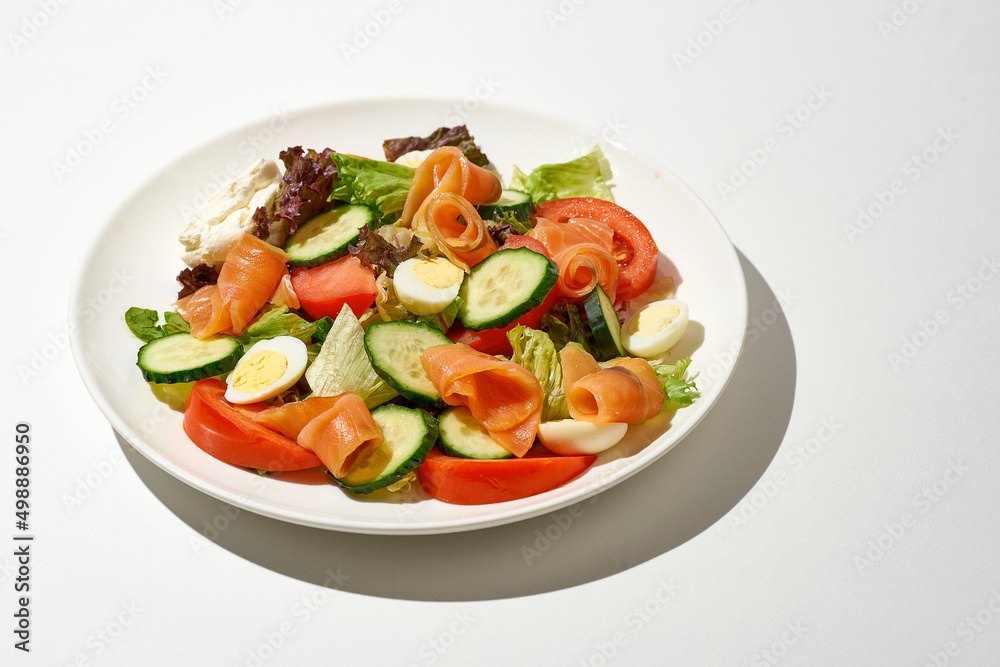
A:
[[653, 357, 700, 411], [508, 146, 615, 204]]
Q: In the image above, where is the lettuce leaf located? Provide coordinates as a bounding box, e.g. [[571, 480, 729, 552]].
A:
[[125, 308, 165, 342], [653, 357, 700, 411], [329, 152, 415, 225], [416, 296, 463, 334], [508, 146, 615, 204], [507, 325, 569, 421], [383, 125, 490, 167], [175, 264, 219, 299], [236, 306, 315, 351], [304, 303, 398, 408], [126, 308, 190, 341], [348, 226, 423, 277], [252, 146, 339, 240], [539, 303, 597, 356]]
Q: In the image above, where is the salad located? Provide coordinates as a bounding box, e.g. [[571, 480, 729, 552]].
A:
[[125, 125, 699, 505]]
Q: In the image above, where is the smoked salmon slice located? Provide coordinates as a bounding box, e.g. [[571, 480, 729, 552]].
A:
[[296, 393, 384, 478], [174, 233, 289, 338], [269, 269, 301, 309], [400, 146, 502, 227], [415, 192, 497, 271], [530, 217, 618, 300], [174, 284, 232, 338], [254, 395, 345, 439], [560, 346, 663, 423], [421, 343, 543, 457]]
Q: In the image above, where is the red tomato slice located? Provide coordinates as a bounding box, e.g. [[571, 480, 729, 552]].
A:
[[290, 255, 377, 321], [417, 448, 597, 505], [534, 198, 657, 302], [446, 281, 561, 355], [500, 234, 551, 258], [183, 379, 322, 471]]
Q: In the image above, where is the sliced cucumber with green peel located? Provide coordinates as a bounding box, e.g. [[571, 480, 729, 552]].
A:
[[136, 333, 241, 384], [458, 247, 558, 331], [437, 406, 512, 459], [363, 321, 453, 408], [336, 404, 438, 494], [477, 189, 534, 224], [583, 285, 626, 361], [284, 204, 374, 267]]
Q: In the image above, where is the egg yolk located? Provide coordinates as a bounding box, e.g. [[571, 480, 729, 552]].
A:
[[632, 303, 681, 335], [411, 257, 462, 289], [230, 350, 287, 393]]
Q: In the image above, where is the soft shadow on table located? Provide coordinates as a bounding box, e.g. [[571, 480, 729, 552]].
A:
[[118, 251, 795, 601]]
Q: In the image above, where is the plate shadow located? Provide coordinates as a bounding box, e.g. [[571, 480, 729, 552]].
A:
[[119, 250, 795, 601]]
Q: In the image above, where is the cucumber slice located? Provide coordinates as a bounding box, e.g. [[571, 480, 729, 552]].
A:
[[284, 204, 374, 268], [458, 247, 558, 331], [582, 285, 626, 361], [136, 333, 241, 384], [363, 321, 453, 408], [336, 404, 438, 494], [437, 406, 513, 460], [477, 189, 534, 223]]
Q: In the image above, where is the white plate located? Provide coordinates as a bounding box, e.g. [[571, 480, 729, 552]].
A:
[[71, 99, 747, 535]]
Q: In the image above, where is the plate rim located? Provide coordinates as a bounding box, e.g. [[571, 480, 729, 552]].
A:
[[69, 96, 749, 535]]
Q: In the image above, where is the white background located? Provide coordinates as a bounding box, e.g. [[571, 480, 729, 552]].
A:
[[3, 0, 999, 665]]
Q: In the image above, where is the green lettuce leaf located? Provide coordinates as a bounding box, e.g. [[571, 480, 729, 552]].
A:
[[416, 296, 463, 334], [508, 146, 614, 204], [126, 308, 191, 341], [311, 316, 335, 343], [125, 308, 165, 342], [507, 325, 569, 421], [539, 303, 598, 356], [329, 152, 415, 225], [236, 306, 315, 351], [162, 312, 191, 335], [653, 357, 700, 411], [304, 303, 398, 408]]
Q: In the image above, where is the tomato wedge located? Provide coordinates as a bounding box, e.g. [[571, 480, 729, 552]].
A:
[[290, 255, 377, 321], [416, 448, 597, 504], [534, 198, 657, 302], [447, 283, 560, 355], [183, 379, 322, 471]]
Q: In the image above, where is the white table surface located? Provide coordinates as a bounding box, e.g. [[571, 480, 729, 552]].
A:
[[4, 0, 999, 664]]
